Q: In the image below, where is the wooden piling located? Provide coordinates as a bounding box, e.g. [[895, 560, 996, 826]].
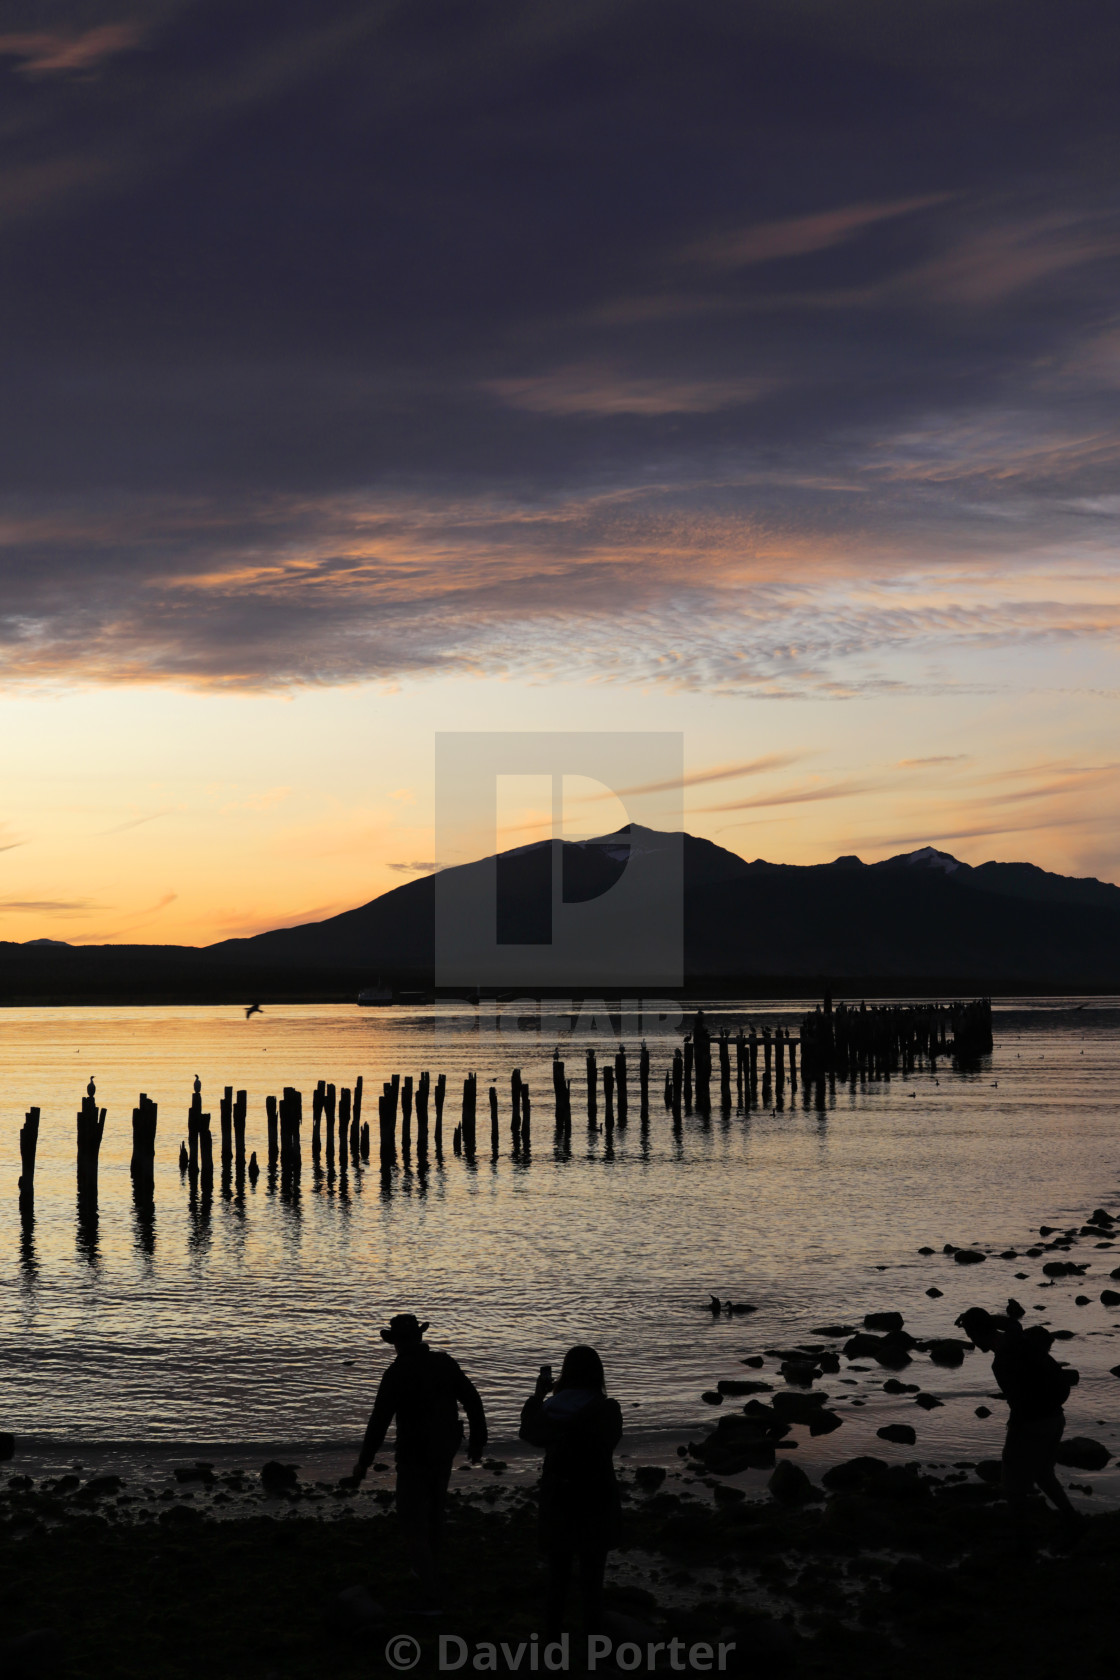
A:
[[718, 1030, 731, 1111], [266, 1095, 279, 1166], [340, 1086, 353, 1166], [77, 1079, 107, 1198], [279, 1086, 302, 1170], [248, 1150, 260, 1183], [434, 1073, 446, 1153], [520, 1083, 531, 1154], [683, 1035, 694, 1109], [19, 1107, 40, 1211], [130, 1093, 158, 1195], [198, 1112, 214, 1190], [552, 1055, 569, 1132], [353, 1075, 364, 1143], [586, 1049, 597, 1126], [603, 1064, 615, 1129], [511, 1067, 522, 1152], [188, 1083, 202, 1175], [312, 1080, 325, 1163], [234, 1090, 247, 1168], [398, 1079, 410, 1157], [325, 1083, 337, 1166], [639, 1041, 649, 1120], [461, 1072, 477, 1155], [360, 1122, 370, 1161], [417, 1071, 430, 1157], [489, 1084, 499, 1156], [615, 1046, 628, 1126], [219, 1087, 233, 1166]]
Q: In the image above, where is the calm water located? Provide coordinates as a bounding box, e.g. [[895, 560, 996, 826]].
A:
[[1, 999, 1119, 1486]]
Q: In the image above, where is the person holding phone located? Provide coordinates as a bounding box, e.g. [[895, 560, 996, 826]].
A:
[[519, 1345, 623, 1637]]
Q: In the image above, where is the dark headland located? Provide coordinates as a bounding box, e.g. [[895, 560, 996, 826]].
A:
[[3, 829, 1120, 1004]]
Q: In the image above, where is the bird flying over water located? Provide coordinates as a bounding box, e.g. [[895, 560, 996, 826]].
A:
[[245, 1003, 263, 1019]]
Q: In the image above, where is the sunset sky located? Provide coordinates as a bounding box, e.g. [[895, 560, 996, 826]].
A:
[[2, 0, 1119, 946]]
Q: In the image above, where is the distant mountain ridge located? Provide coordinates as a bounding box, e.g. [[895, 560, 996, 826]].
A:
[[4, 828, 1119, 998], [198, 827, 1120, 983]]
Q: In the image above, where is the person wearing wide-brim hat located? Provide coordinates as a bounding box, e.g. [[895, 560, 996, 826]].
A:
[[349, 1313, 487, 1612]]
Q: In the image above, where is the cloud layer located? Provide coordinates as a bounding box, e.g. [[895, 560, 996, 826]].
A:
[[0, 0, 1118, 701]]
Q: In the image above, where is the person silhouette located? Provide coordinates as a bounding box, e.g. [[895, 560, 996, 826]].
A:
[[957, 1307, 1079, 1529], [348, 1314, 486, 1613], [519, 1345, 622, 1638]]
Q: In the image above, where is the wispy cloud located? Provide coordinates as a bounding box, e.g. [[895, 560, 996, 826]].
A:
[[99, 810, 172, 835], [488, 365, 775, 417], [0, 898, 97, 913], [0, 23, 145, 77], [702, 778, 879, 818], [387, 860, 438, 874], [684, 195, 952, 272]]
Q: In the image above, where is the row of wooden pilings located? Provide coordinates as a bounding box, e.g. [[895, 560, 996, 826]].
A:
[[799, 995, 993, 1082], [23, 999, 946, 1207]]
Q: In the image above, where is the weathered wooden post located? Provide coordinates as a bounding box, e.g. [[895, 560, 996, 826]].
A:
[[19, 1107, 40, 1213], [188, 1080, 202, 1175], [280, 1086, 302, 1171], [360, 1122, 370, 1161], [615, 1045, 628, 1126], [266, 1095, 279, 1167], [552, 1055, 568, 1132], [489, 1085, 499, 1156], [585, 1049, 597, 1126], [683, 1035, 693, 1109], [77, 1078, 107, 1198], [434, 1073, 446, 1153], [789, 1036, 797, 1088], [520, 1082, 531, 1155], [453, 1122, 462, 1156], [639, 1040, 649, 1120], [749, 1030, 759, 1098], [417, 1071, 430, 1158], [220, 1086, 233, 1167], [353, 1075, 364, 1146], [462, 1072, 477, 1156], [234, 1089, 247, 1170], [735, 1030, 746, 1106], [603, 1064, 615, 1130], [130, 1093, 158, 1196], [248, 1150, 260, 1183], [399, 1079, 411, 1157], [338, 1086, 351, 1168], [693, 1014, 711, 1115], [762, 1028, 773, 1089], [312, 1080, 325, 1164], [775, 1029, 785, 1098], [325, 1083, 337, 1167], [199, 1111, 214, 1191], [511, 1067, 522, 1153], [718, 1030, 731, 1111]]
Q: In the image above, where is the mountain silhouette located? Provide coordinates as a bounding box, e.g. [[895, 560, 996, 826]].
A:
[[3, 828, 1119, 1001], [203, 826, 1120, 986]]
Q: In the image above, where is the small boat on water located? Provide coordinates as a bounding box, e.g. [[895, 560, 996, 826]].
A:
[[357, 983, 393, 1006]]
